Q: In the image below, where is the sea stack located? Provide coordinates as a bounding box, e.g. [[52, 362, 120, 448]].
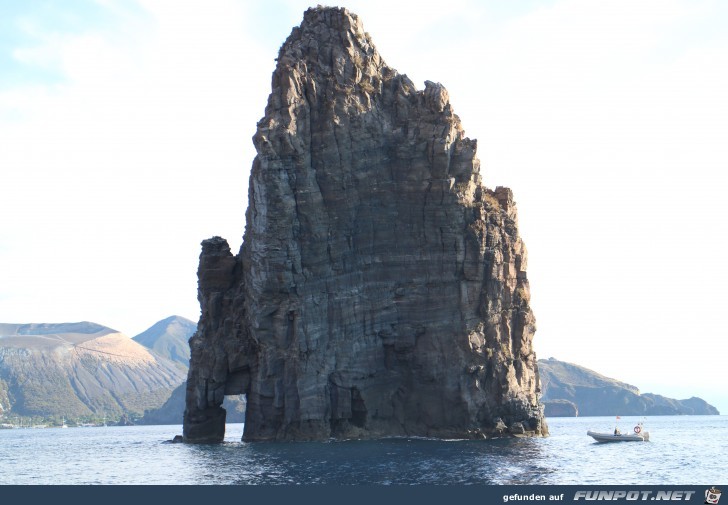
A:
[[183, 6, 547, 442]]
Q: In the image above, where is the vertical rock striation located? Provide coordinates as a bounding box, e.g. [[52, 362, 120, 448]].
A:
[[183, 6, 547, 442]]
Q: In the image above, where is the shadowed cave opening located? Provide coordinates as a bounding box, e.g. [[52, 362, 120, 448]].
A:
[[350, 387, 367, 428], [329, 382, 368, 435]]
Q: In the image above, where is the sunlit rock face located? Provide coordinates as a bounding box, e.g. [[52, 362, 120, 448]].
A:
[[183, 6, 547, 443]]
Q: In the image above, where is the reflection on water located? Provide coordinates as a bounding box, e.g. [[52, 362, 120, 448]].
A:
[[175, 434, 537, 484], [208, 437, 550, 485]]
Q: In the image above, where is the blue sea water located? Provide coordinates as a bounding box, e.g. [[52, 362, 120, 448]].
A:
[[0, 416, 726, 485]]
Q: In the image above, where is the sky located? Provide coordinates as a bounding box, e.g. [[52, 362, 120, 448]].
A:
[[1, 0, 727, 413]]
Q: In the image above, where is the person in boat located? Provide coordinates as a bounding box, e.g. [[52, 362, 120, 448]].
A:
[[614, 427, 621, 435]]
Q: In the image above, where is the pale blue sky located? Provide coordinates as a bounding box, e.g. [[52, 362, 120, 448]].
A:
[[1, 0, 727, 413]]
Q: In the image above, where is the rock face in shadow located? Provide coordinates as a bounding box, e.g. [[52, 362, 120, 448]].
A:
[[183, 6, 546, 442]]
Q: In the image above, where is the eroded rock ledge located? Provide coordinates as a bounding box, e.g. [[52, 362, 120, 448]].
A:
[[183, 6, 547, 442]]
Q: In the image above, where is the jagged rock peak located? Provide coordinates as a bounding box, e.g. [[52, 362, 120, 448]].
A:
[[276, 6, 384, 76], [184, 7, 546, 443]]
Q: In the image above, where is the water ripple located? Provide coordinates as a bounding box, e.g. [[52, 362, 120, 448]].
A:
[[0, 416, 726, 484]]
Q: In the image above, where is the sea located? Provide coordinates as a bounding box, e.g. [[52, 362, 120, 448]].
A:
[[1, 416, 726, 485]]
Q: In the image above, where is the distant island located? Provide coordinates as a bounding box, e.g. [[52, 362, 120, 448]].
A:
[[0, 320, 187, 426], [538, 357, 719, 416]]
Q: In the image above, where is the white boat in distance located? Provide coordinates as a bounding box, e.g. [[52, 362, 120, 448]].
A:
[[588, 420, 649, 442], [587, 430, 649, 442]]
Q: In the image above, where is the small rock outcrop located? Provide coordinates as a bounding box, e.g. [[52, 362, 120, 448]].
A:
[[183, 7, 546, 442], [543, 400, 579, 417]]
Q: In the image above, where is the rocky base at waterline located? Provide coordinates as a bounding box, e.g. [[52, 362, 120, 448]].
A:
[[539, 358, 719, 416], [183, 6, 547, 443]]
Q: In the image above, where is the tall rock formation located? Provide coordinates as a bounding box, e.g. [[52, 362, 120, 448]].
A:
[[184, 7, 546, 442]]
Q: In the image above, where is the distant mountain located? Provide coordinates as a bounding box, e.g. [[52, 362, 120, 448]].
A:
[[132, 316, 196, 366], [138, 382, 246, 425], [539, 357, 719, 416], [0, 322, 186, 421]]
